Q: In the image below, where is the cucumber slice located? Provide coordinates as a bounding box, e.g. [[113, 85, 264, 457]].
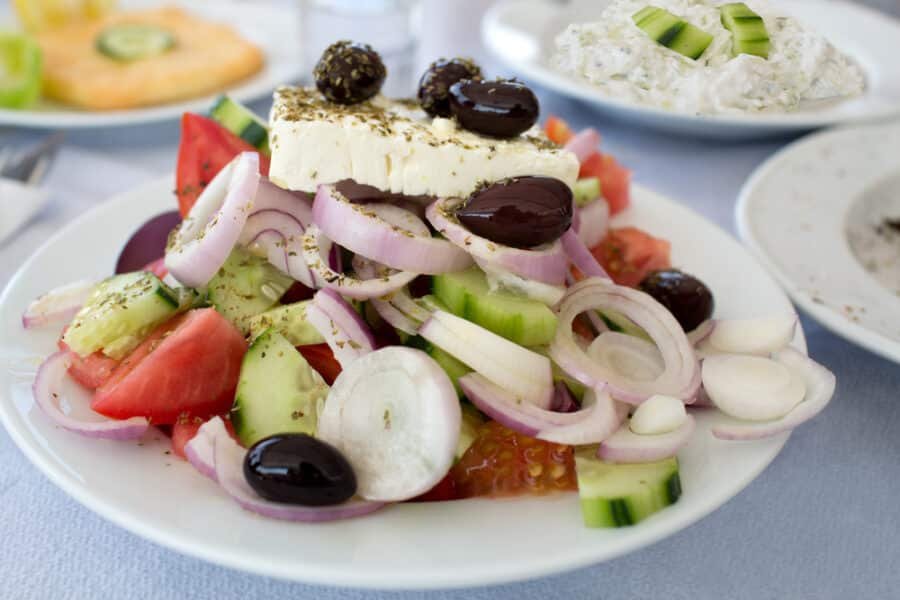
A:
[[575, 449, 682, 528], [573, 177, 602, 208], [232, 329, 329, 446], [247, 301, 325, 346], [96, 24, 175, 62], [433, 268, 558, 347], [209, 95, 271, 155], [633, 6, 712, 60], [62, 272, 183, 359], [208, 247, 294, 335], [406, 334, 472, 397], [0, 32, 41, 109], [720, 3, 770, 58]]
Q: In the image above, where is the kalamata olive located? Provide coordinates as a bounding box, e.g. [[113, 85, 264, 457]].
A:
[[456, 176, 573, 248], [418, 58, 483, 118], [314, 40, 386, 105], [638, 269, 714, 332], [448, 78, 539, 138], [244, 433, 357, 506]]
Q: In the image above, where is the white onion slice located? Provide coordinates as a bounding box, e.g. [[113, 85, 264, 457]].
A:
[[186, 418, 386, 521], [419, 310, 554, 408], [711, 348, 835, 440], [32, 352, 149, 440], [22, 279, 95, 329], [598, 414, 696, 463], [701, 316, 797, 356], [426, 197, 569, 286], [576, 198, 609, 249], [302, 224, 417, 299], [686, 320, 715, 347], [313, 185, 472, 274], [165, 152, 260, 287], [702, 354, 806, 421], [459, 374, 625, 444], [317, 347, 461, 502], [550, 278, 700, 404]]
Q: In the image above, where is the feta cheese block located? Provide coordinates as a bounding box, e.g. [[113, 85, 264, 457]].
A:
[[268, 86, 579, 197]]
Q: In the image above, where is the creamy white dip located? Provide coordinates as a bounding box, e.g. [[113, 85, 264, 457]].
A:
[[553, 0, 865, 114]]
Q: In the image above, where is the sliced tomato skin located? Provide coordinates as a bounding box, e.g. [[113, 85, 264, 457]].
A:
[[409, 472, 458, 502], [544, 115, 573, 145], [580, 151, 631, 215], [92, 308, 247, 424], [171, 415, 237, 459], [175, 113, 271, 217], [590, 226, 672, 288], [296, 343, 342, 385], [57, 339, 119, 390], [142, 257, 168, 279]]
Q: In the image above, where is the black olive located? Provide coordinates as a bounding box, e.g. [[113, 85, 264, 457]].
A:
[[418, 57, 483, 118], [314, 40, 386, 105], [456, 176, 573, 248], [448, 78, 539, 138], [638, 269, 714, 332], [243, 433, 357, 506]]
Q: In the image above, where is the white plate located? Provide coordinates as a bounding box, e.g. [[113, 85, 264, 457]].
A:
[[0, 179, 801, 589], [0, 3, 301, 129], [482, 0, 900, 140], [737, 121, 900, 364]]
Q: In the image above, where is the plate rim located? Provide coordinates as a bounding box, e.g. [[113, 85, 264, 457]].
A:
[[0, 177, 794, 589], [735, 122, 900, 365], [482, 0, 900, 131]]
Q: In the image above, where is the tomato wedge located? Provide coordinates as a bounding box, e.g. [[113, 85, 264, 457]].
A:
[[590, 226, 671, 288], [544, 115, 574, 145], [296, 343, 342, 386], [92, 308, 247, 424], [175, 113, 271, 217], [57, 338, 119, 390], [579, 151, 631, 216], [171, 415, 237, 459]]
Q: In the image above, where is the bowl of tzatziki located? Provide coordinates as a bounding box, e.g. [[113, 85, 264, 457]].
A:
[[482, 0, 900, 139]]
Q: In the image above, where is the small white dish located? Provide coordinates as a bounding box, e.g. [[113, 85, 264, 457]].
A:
[[0, 3, 301, 129], [737, 120, 900, 364], [0, 177, 803, 589], [482, 0, 900, 140]]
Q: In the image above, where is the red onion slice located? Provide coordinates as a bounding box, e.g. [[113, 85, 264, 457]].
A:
[[711, 348, 835, 441], [564, 128, 601, 163], [306, 290, 376, 368], [420, 310, 554, 408], [551, 381, 580, 413], [32, 352, 149, 440], [302, 225, 418, 299], [550, 278, 700, 404], [562, 228, 610, 280], [598, 414, 696, 463], [459, 374, 624, 444], [187, 417, 386, 522], [313, 185, 472, 274], [426, 197, 569, 286], [575, 197, 609, 249], [354, 257, 426, 336], [165, 152, 260, 287], [241, 210, 318, 288], [22, 279, 95, 329]]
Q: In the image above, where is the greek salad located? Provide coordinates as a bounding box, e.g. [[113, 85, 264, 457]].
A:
[[22, 41, 836, 528]]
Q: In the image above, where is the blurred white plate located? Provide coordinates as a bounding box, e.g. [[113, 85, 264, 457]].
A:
[[0, 2, 300, 129], [482, 0, 900, 139], [737, 121, 900, 364], [0, 177, 803, 588]]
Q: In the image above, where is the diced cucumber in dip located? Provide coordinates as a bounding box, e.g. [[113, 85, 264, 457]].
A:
[[0, 32, 42, 109], [96, 24, 175, 62], [553, 0, 864, 114]]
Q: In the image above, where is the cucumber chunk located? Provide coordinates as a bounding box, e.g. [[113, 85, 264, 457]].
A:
[[208, 247, 294, 335], [575, 449, 682, 528], [247, 301, 325, 346], [62, 272, 183, 359], [96, 24, 175, 62], [433, 268, 558, 347], [573, 177, 602, 207], [232, 329, 329, 446], [720, 2, 770, 58], [633, 6, 712, 60], [209, 95, 271, 155]]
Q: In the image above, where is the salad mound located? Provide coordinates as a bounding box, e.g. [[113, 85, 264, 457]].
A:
[[22, 41, 835, 529]]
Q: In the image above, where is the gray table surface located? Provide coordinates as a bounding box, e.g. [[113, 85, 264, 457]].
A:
[[2, 2, 900, 598]]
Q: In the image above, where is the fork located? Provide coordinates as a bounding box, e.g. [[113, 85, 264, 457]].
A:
[[0, 133, 63, 186], [0, 133, 63, 244]]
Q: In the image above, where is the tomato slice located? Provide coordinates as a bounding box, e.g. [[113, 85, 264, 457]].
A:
[[296, 343, 342, 386], [590, 226, 672, 288], [57, 338, 119, 390], [579, 151, 631, 215], [175, 113, 271, 217], [92, 308, 247, 424], [171, 415, 237, 459], [141, 257, 168, 279], [544, 115, 574, 145], [409, 472, 458, 502]]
